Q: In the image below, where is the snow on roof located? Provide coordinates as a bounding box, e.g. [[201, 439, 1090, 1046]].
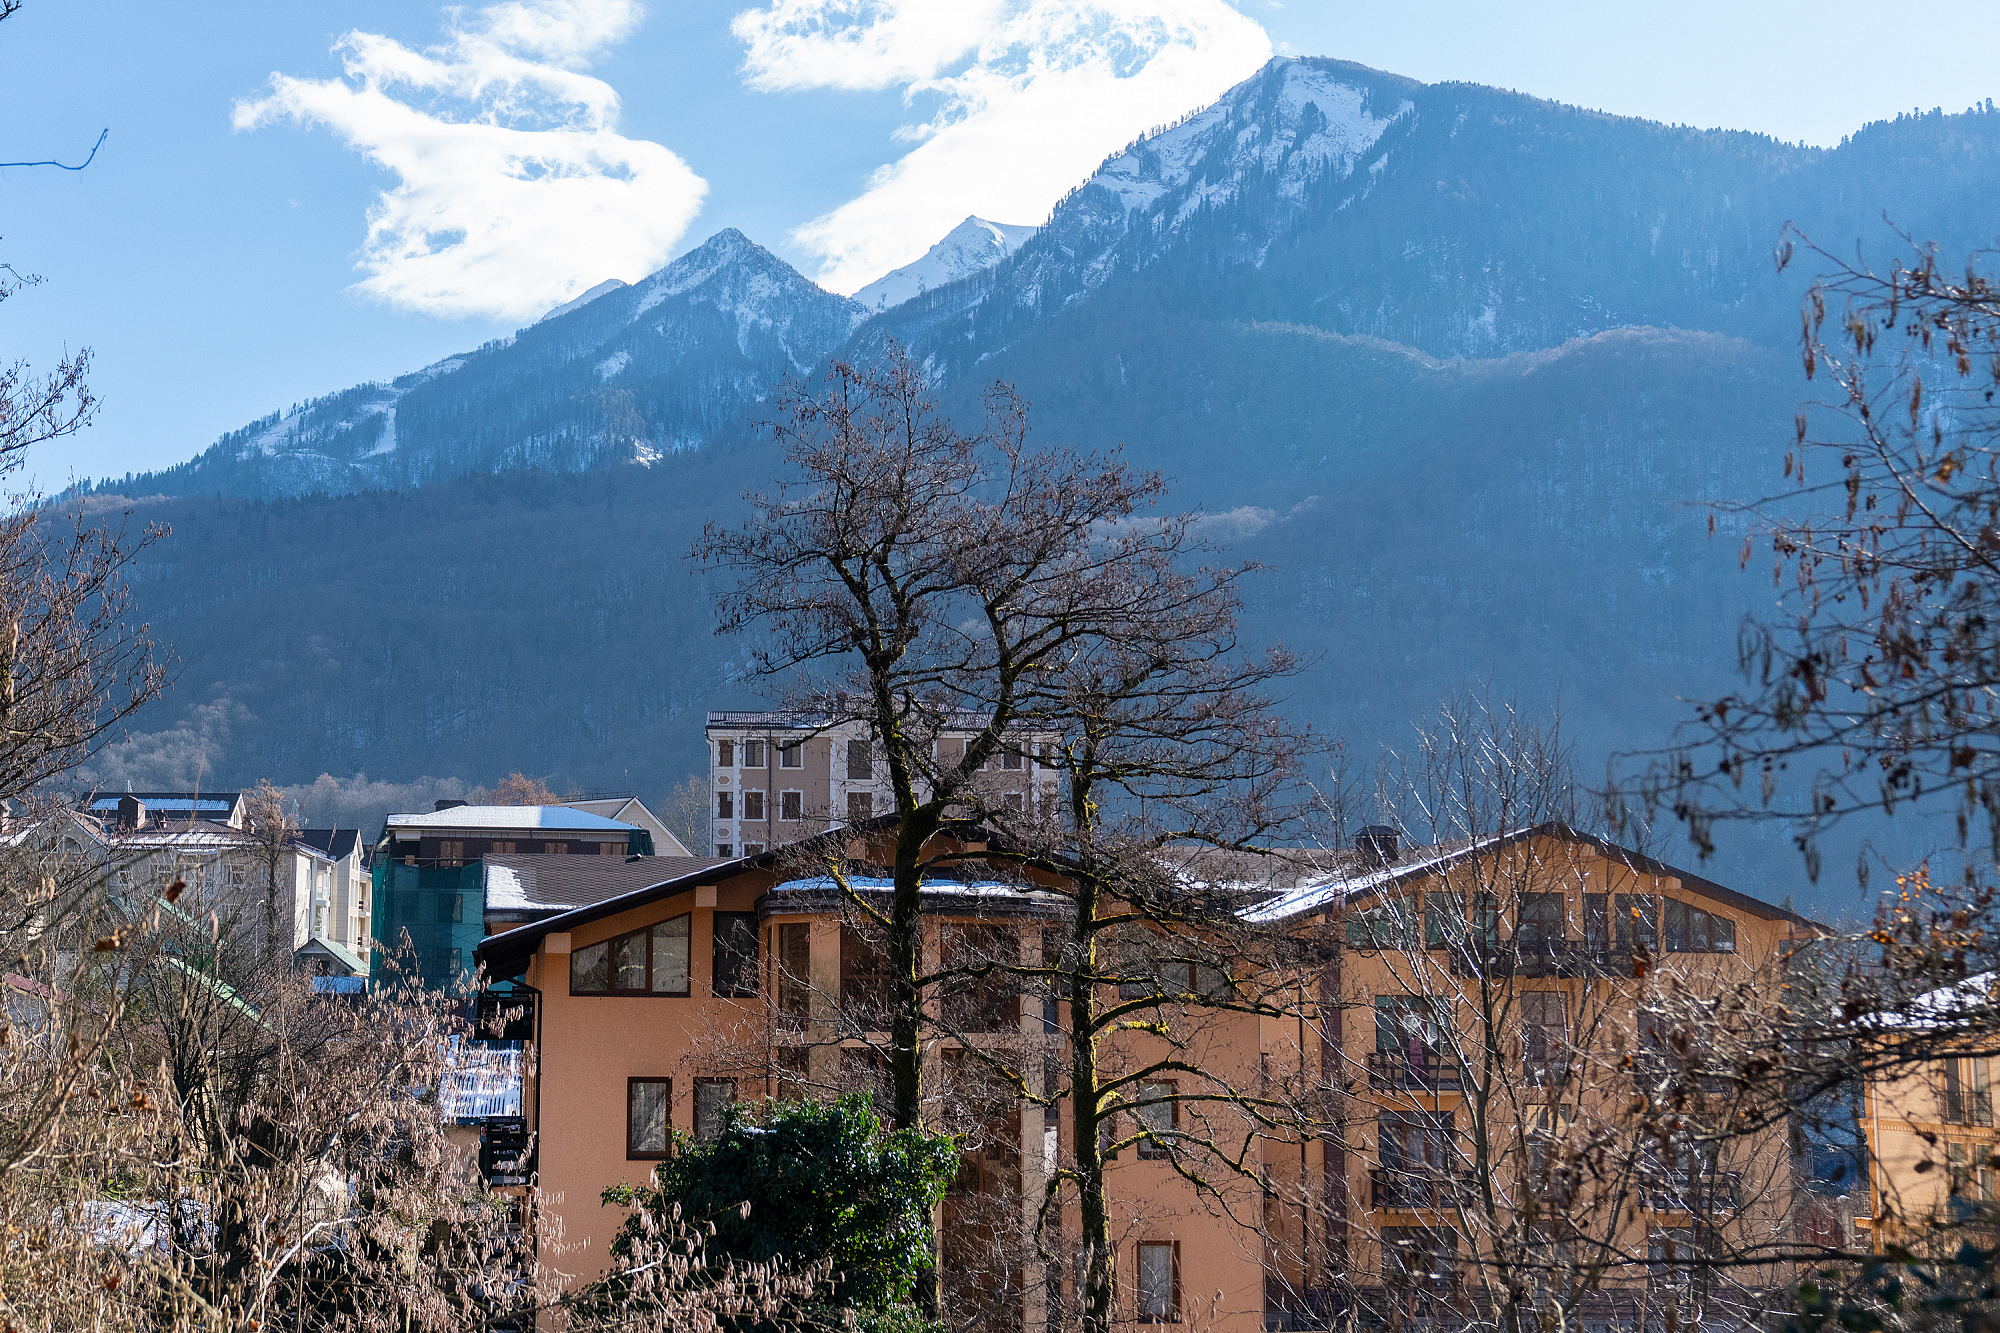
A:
[[1873, 972, 2000, 1030], [440, 1041, 523, 1122], [1235, 831, 1517, 924], [87, 796, 236, 813], [771, 875, 1064, 903], [385, 805, 639, 833]]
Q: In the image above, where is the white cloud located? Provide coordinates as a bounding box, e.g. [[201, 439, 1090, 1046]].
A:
[[235, 0, 706, 321], [733, 0, 1272, 294]]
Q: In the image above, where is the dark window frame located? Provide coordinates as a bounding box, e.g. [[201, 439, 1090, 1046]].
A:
[[712, 911, 760, 998], [1136, 1239, 1180, 1322], [627, 1076, 673, 1159], [693, 1077, 737, 1142], [568, 913, 695, 997]]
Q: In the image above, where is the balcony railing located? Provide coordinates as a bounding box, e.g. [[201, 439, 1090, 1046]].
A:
[[1945, 1088, 1994, 1126], [1643, 1172, 1742, 1214], [1371, 1167, 1469, 1210], [1445, 941, 1624, 979], [1367, 1049, 1463, 1090]]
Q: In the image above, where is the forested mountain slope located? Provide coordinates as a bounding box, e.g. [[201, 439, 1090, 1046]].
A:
[[100, 231, 864, 500], [78, 58, 2000, 898]]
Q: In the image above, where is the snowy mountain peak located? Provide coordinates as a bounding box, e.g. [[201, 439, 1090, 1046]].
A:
[[539, 278, 629, 323], [1089, 58, 1410, 225], [852, 216, 1042, 312]]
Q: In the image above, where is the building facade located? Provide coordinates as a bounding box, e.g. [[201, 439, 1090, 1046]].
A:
[[704, 711, 1056, 858], [473, 820, 1821, 1331]]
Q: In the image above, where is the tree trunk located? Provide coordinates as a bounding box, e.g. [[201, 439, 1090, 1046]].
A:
[[1069, 867, 1116, 1333]]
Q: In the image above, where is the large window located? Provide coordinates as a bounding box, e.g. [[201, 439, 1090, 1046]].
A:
[[712, 912, 759, 998], [1136, 1242, 1178, 1322], [1515, 893, 1563, 944], [846, 739, 873, 779], [775, 923, 811, 1019], [841, 925, 889, 1031], [694, 1079, 736, 1142], [1520, 991, 1568, 1085], [716, 791, 734, 820], [570, 915, 693, 996], [741, 740, 765, 768], [780, 742, 803, 769], [846, 791, 873, 823], [628, 1078, 671, 1158], [716, 739, 733, 767], [742, 790, 765, 821], [780, 791, 803, 821], [1135, 1081, 1177, 1160], [941, 922, 1018, 1031], [1662, 899, 1738, 953]]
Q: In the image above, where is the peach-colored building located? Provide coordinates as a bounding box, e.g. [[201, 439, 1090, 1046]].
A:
[[474, 820, 1822, 1329]]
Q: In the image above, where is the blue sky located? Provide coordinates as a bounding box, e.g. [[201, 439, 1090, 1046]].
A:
[[3, 0, 1996, 486]]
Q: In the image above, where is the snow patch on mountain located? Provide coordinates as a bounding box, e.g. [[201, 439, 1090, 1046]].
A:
[[852, 217, 1041, 312], [635, 229, 866, 372], [540, 279, 629, 323]]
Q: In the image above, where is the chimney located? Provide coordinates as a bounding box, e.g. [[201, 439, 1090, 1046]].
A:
[[117, 795, 147, 831], [434, 799, 469, 812], [1355, 825, 1399, 868]]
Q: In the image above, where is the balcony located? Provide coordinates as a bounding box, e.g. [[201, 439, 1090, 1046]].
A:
[[1643, 1172, 1741, 1214], [1446, 941, 1623, 980], [1944, 1088, 1994, 1126], [1367, 1049, 1463, 1090], [1371, 1167, 1469, 1210]]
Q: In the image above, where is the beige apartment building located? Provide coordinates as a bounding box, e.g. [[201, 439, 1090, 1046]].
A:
[[704, 711, 1056, 857], [475, 817, 1825, 1331]]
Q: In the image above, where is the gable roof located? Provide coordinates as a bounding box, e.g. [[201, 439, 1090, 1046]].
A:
[[295, 936, 367, 975], [1234, 822, 1825, 931], [295, 828, 361, 860]]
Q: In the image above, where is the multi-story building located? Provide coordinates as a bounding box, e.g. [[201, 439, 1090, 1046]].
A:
[[474, 817, 1820, 1331], [370, 802, 653, 988], [68, 793, 367, 966], [704, 711, 1056, 857]]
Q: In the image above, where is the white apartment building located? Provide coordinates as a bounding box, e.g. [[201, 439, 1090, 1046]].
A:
[[703, 711, 1059, 857]]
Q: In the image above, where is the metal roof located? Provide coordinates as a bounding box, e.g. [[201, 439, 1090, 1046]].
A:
[[484, 854, 732, 915], [383, 805, 640, 833]]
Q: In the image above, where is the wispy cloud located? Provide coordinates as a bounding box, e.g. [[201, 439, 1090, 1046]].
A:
[[733, 0, 1272, 295], [235, 0, 706, 321]]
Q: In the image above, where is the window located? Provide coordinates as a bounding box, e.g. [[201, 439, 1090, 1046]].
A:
[[1002, 747, 1024, 771], [741, 843, 766, 857], [694, 1079, 736, 1142], [1521, 991, 1568, 1085], [716, 739, 733, 767], [1664, 899, 1688, 952], [1584, 894, 1610, 953], [779, 742, 803, 769], [846, 739, 873, 779], [1659, 899, 1737, 953], [1944, 1056, 1993, 1125], [491, 841, 515, 855], [1137, 1242, 1177, 1322], [1614, 894, 1659, 953], [436, 893, 463, 924], [715, 843, 733, 858], [716, 792, 734, 819], [742, 740, 766, 768], [1136, 1081, 1176, 1159], [543, 841, 569, 855], [568, 915, 693, 995], [742, 790, 765, 821], [438, 840, 465, 863], [628, 1078, 671, 1158], [780, 791, 803, 821], [712, 912, 759, 998], [1421, 892, 1456, 948], [842, 925, 889, 1030], [1002, 792, 1025, 815], [1039, 741, 1060, 769], [776, 923, 811, 1019], [224, 863, 247, 890], [1516, 893, 1563, 944], [1382, 1227, 1456, 1289], [846, 791, 873, 823], [1348, 896, 1417, 949], [942, 923, 1018, 1030]]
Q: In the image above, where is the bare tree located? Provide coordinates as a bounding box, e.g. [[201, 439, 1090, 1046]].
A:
[[665, 772, 709, 857], [241, 778, 299, 953], [1632, 230, 2000, 876], [695, 344, 1185, 1141]]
